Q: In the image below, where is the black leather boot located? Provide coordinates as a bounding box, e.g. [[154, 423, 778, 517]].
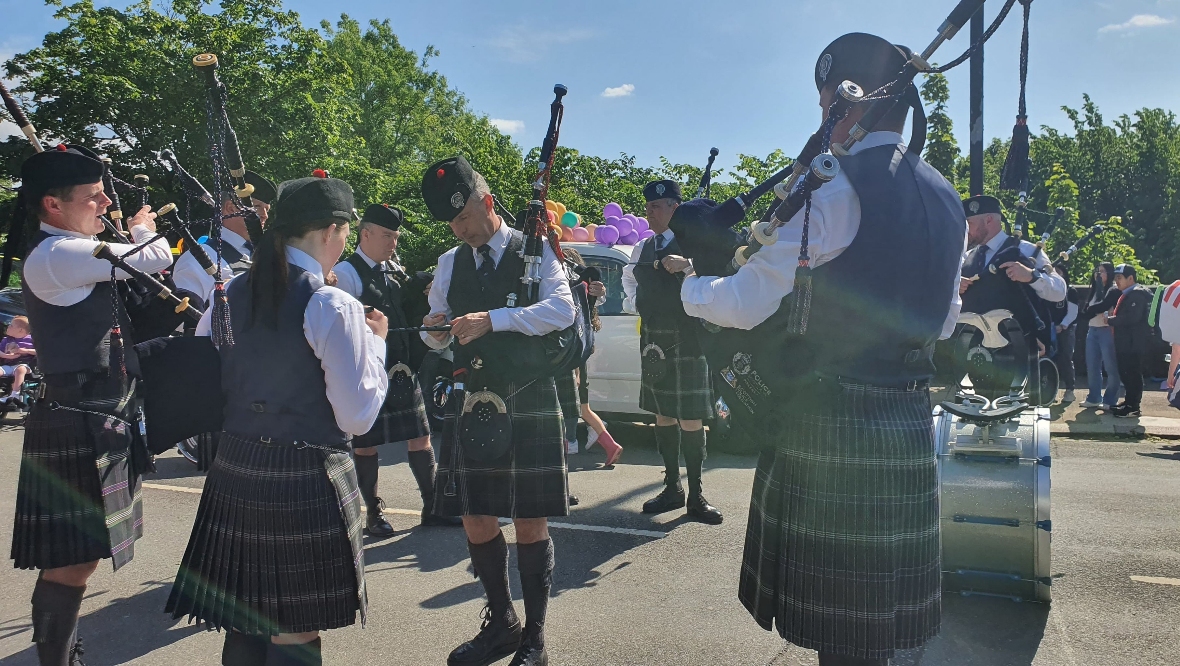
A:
[[682, 429, 723, 525], [222, 632, 268, 666], [448, 532, 522, 666], [264, 638, 321, 665], [354, 453, 395, 537], [642, 425, 685, 514], [30, 578, 85, 666], [509, 539, 553, 666], [408, 448, 462, 527]]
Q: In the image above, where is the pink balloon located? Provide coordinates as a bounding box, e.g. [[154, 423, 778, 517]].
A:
[[620, 231, 640, 245], [613, 218, 634, 236], [639, 229, 655, 240], [603, 202, 624, 219], [572, 227, 590, 242], [635, 217, 650, 233], [596, 225, 620, 245], [560, 226, 574, 242]]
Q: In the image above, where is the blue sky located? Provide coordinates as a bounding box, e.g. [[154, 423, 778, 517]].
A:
[[1, 0, 1179, 175]]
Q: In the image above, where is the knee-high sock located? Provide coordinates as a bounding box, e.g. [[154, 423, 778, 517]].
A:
[[264, 638, 321, 666], [30, 578, 84, 666], [654, 424, 681, 487], [469, 531, 517, 624], [681, 428, 707, 497], [516, 538, 554, 646], [222, 632, 269, 666], [353, 453, 380, 514], [407, 448, 438, 512]]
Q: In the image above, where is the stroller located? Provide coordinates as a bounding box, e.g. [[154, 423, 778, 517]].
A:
[[0, 359, 41, 416]]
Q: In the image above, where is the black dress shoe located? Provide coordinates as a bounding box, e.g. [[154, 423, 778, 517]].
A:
[[422, 510, 464, 527], [686, 493, 723, 525], [507, 634, 547, 666], [448, 607, 522, 666], [568, 494, 579, 507], [642, 483, 686, 514], [365, 500, 396, 538]]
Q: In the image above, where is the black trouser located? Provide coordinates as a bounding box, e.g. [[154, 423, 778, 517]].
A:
[[1116, 350, 1143, 409], [1055, 324, 1077, 391]]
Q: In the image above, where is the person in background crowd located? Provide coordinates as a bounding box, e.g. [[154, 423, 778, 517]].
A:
[[1157, 279, 1180, 389], [1106, 264, 1152, 418], [1081, 262, 1121, 409], [0, 316, 36, 406], [1051, 265, 1081, 403]]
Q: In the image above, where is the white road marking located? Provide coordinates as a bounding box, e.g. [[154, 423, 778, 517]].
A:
[[1131, 575, 1180, 587], [143, 482, 666, 539]]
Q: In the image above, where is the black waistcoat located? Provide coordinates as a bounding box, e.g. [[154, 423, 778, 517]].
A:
[[220, 266, 347, 445], [22, 229, 140, 377], [634, 234, 694, 324], [202, 237, 251, 275], [961, 236, 1046, 340], [344, 252, 411, 364]]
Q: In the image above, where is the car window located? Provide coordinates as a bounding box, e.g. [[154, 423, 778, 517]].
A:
[[582, 255, 628, 316]]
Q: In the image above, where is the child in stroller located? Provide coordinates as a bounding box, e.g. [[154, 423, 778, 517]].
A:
[[0, 316, 37, 410]]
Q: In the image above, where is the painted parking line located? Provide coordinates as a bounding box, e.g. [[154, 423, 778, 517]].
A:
[[143, 481, 667, 539], [1130, 576, 1180, 587]]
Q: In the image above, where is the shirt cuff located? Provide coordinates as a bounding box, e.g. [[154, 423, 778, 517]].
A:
[[371, 331, 387, 365], [489, 308, 510, 333]]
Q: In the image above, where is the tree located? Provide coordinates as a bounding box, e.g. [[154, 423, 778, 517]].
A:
[[921, 71, 959, 184]]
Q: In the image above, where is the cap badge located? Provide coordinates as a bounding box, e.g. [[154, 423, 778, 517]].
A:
[[969, 201, 980, 214], [655, 183, 666, 196], [818, 53, 833, 82], [450, 192, 465, 209]]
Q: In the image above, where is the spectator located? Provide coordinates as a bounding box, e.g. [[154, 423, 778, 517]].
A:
[[1051, 265, 1080, 403], [1081, 262, 1121, 409], [1106, 264, 1153, 417], [0, 316, 36, 406], [1157, 280, 1180, 389]]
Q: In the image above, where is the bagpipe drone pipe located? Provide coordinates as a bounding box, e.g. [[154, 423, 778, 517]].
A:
[[667, 0, 1022, 431]]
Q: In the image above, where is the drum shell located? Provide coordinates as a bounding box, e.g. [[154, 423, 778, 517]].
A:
[[934, 406, 1052, 603]]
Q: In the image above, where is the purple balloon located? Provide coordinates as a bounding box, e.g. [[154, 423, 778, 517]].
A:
[[620, 231, 640, 245], [639, 229, 655, 240], [596, 225, 620, 245], [613, 218, 634, 236], [603, 202, 624, 219], [604, 215, 622, 227], [635, 217, 650, 233], [622, 213, 638, 224]]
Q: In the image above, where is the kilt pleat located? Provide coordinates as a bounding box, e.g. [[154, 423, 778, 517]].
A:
[[353, 373, 430, 448], [739, 382, 941, 659], [434, 376, 568, 519], [165, 433, 365, 634], [11, 397, 142, 571], [639, 327, 713, 420], [555, 369, 580, 423]]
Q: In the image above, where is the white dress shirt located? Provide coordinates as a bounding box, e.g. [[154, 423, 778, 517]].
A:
[[172, 228, 250, 307], [423, 220, 575, 350], [1158, 280, 1180, 344], [971, 230, 1068, 303], [621, 228, 675, 315], [23, 222, 175, 306], [332, 247, 383, 300], [196, 246, 388, 436], [1060, 301, 1078, 329], [680, 132, 967, 338]]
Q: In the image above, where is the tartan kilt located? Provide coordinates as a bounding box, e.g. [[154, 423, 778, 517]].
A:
[[166, 433, 367, 634], [639, 326, 713, 420], [738, 381, 941, 660], [555, 369, 580, 423], [434, 375, 569, 519], [353, 370, 431, 448], [11, 379, 144, 571]]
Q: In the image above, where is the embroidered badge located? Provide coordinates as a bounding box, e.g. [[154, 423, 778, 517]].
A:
[[732, 352, 752, 376], [969, 201, 980, 214], [450, 192, 465, 209], [818, 53, 833, 83], [655, 183, 665, 196]]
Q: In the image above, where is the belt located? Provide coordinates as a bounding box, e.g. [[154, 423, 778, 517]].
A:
[[227, 432, 352, 454]]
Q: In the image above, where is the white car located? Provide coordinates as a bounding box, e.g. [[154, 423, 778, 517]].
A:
[[563, 241, 647, 418]]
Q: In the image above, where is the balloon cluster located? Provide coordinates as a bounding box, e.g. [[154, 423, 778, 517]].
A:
[[543, 200, 654, 247]]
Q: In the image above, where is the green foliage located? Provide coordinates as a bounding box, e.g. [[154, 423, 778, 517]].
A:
[[920, 72, 959, 184]]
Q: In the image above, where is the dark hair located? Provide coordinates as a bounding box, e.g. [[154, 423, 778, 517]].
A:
[[562, 248, 602, 332], [1090, 261, 1116, 297], [248, 217, 343, 328]]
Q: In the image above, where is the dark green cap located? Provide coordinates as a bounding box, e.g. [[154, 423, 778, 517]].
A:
[[271, 175, 354, 228], [422, 156, 478, 222]]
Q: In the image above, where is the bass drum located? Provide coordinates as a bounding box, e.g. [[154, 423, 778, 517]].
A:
[[1036, 357, 1059, 407], [934, 405, 1052, 603]]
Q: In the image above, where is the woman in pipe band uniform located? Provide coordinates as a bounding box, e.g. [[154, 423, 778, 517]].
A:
[[165, 175, 389, 666], [621, 179, 722, 524], [333, 203, 462, 534], [420, 156, 573, 666], [11, 144, 171, 666], [679, 34, 966, 664]]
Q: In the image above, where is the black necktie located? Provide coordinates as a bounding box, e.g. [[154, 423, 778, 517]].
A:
[[965, 246, 988, 277], [654, 234, 665, 252], [476, 245, 495, 287]]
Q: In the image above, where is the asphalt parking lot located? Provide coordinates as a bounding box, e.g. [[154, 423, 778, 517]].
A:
[[0, 422, 1176, 665]]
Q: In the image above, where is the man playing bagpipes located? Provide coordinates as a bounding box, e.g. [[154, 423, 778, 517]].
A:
[[332, 203, 462, 535], [420, 156, 574, 666], [677, 34, 967, 664], [10, 144, 172, 666]]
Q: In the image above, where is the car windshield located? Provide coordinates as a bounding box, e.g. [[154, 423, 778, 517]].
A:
[[582, 255, 627, 315]]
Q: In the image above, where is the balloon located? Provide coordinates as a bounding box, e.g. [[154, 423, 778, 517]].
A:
[[546, 210, 557, 225], [613, 218, 634, 236], [586, 223, 599, 233], [596, 225, 620, 245], [545, 200, 559, 214], [586, 226, 597, 241], [561, 211, 579, 227], [620, 231, 640, 245], [639, 229, 655, 240], [622, 213, 638, 224], [571, 227, 590, 242], [560, 226, 574, 242], [604, 215, 621, 227], [635, 217, 650, 233], [603, 202, 624, 219], [554, 201, 568, 219]]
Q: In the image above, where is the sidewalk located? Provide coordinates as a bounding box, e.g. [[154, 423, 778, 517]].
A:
[[1047, 387, 1180, 437]]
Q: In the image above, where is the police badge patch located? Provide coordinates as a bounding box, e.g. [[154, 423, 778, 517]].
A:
[[969, 201, 980, 214], [450, 192, 465, 209], [732, 352, 753, 376], [818, 53, 833, 83], [655, 183, 666, 196]]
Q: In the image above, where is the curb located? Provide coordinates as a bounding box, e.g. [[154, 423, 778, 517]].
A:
[[1050, 415, 1180, 438]]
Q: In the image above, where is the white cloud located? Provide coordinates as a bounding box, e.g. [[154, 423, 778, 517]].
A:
[[1099, 14, 1175, 33], [601, 84, 635, 98], [489, 118, 525, 135]]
